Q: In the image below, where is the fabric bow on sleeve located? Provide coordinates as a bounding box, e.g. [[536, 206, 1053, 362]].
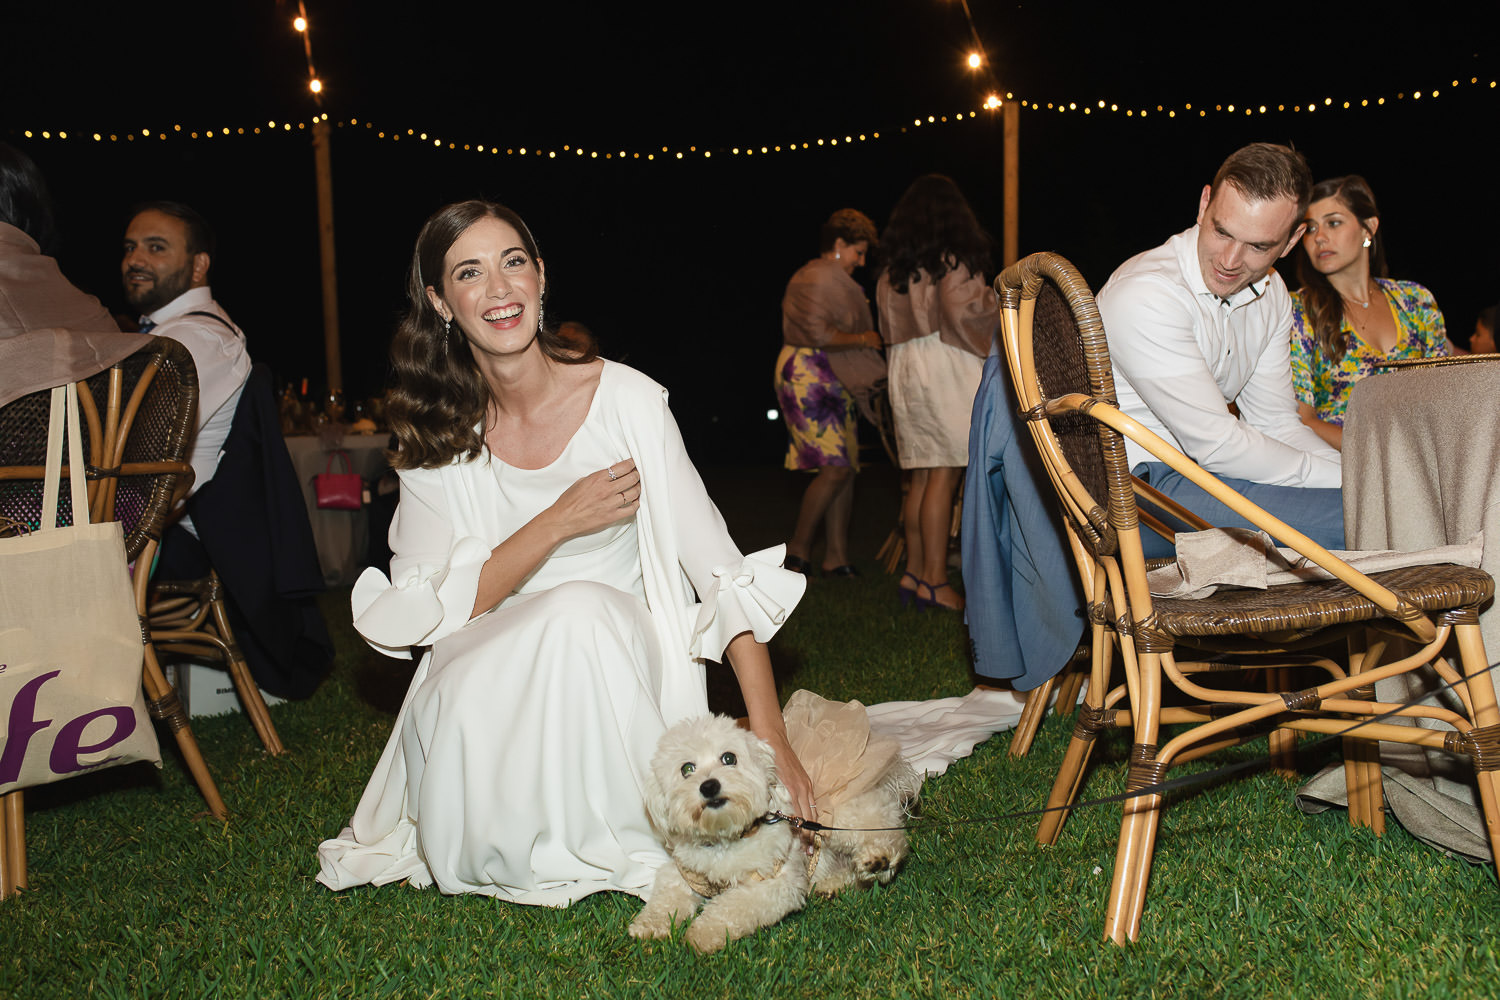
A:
[[351, 536, 494, 657], [689, 544, 807, 659]]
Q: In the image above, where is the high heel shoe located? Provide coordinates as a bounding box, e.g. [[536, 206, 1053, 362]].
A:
[[898, 572, 924, 609], [920, 579, 965, 612], [784, 554, 812, 575]]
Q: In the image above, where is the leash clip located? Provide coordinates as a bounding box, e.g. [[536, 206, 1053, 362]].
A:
[[770, 810, 827, 832]]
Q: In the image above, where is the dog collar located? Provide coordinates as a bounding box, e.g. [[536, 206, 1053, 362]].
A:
[[680, 855, 786, 898], [696, 815, 768, 852]]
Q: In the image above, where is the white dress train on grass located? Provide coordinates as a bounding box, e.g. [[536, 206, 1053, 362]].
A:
[[316, 361, 806, 906]]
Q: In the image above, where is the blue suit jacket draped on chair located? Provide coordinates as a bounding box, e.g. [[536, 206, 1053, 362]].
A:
[[960, 350, 1084, 690]]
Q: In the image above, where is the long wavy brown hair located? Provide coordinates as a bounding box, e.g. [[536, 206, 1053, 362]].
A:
[[878, 174, 992, 295], [385, 200, 597, 470], [1294, 175, 1388, 361]]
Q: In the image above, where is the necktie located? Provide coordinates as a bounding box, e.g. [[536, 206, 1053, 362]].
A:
[[138, 317, 156, 334]]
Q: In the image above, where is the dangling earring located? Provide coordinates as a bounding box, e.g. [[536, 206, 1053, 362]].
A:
[[440, 318, 451, 354], [1362, 234, 1372, 248], [536, 305, 546, 333]]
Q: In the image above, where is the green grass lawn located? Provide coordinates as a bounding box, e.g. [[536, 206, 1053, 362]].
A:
[[4, 462, 1498, 999]]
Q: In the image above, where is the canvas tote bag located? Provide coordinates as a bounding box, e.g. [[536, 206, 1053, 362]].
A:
[[0, 383, 161, 794]]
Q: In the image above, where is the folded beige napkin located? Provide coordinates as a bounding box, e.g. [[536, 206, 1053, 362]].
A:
[[1146, 527, 1485, 600]]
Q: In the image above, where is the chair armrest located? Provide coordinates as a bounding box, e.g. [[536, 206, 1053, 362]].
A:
[[1132, 475, 1212, 541], [1050, 393, 1435, 642]]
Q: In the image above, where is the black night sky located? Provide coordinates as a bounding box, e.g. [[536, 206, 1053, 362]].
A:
[[5, 1, 1496, 460]]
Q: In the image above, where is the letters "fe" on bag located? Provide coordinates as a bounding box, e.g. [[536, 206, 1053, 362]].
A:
[[0, 383, 161, 794]]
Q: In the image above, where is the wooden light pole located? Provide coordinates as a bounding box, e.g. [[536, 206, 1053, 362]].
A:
[[1003, 98, 1019, 267], [959, 2, 1020, 267], [313, 117, 341, 393], [295, 3, 341, 393]]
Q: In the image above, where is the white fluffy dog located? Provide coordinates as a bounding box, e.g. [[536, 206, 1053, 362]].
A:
[[630, 702, 919, 952]]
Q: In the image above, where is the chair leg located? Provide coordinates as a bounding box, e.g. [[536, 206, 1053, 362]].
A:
[[141, 641, 228, 820], [1008, 677, 1056, 759], [1054, 657, 1088, 718], [1103, 633, 1166, 946], [1451, 620, 1500, 866], [204, 576, 286, 756], [1038, 630, 1115, 843], [0, 790, 23, 898], [1343, 731, 1384, 834], [1103, 744, 1165, 944], [1348, 633, 1390, 833], [1267, 667, 1298, 777], [1036, 702, 1113, 846]]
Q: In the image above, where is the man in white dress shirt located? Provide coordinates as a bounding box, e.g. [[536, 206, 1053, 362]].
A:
[[1095, 142, 1343, 556], [121, 201, 252, 530]]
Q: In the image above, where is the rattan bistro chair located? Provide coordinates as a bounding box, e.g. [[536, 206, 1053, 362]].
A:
[[996, 251, 1500, 944], [0, 338, 229, 897], [147, 570, 285, 755]]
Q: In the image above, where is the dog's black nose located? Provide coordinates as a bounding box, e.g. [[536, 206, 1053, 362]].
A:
[[698, 778, 721, 800]]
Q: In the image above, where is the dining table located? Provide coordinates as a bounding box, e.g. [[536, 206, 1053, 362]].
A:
[[283, 430, 393, 587], [1302, 354, 1500, 860]]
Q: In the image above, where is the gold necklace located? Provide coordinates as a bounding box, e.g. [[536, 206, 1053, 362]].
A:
[[1341, 281, 1376, 310]]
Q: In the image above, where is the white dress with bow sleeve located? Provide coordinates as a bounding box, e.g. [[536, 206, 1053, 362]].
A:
[[315, 361, 805, 906]]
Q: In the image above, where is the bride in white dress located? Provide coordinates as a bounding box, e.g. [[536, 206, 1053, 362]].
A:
[[317, 201, 816, 905]]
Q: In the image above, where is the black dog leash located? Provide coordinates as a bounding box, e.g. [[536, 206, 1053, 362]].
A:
[[765, 667, 1486, 834]]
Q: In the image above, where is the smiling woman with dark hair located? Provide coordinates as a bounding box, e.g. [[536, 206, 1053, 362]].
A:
[[318, 199, 814, 906]]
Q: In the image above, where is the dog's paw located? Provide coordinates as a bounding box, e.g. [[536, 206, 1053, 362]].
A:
[[850, 848, 903, 889], [628, 907, 674, 941], [685, 918, 732, 953], [811, 877, 851, 899], [857, 849, 895, 881]]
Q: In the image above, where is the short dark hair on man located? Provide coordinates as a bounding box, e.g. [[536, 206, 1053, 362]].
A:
[[0, 142, 58, 253], [128, 199, 216, 259], [1210, 143, 1313, 221]]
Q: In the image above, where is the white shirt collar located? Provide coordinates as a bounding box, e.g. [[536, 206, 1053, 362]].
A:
[[144, 284, 214, 325], [1176, 225, 1276, 309]]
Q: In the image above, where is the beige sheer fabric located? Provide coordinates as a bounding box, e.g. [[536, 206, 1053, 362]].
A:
[[875, 263, 998, 357], [0, 222, 145, 408], [783, 690, 905, 811]]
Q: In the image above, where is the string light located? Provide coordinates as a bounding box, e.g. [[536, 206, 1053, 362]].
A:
[[13, 76, 1493, 160], [293, 2, 322, 105]]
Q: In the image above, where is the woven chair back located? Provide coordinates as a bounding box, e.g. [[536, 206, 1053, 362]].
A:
[[996, 252, 1136, 561], [0, 338, 198, 560]]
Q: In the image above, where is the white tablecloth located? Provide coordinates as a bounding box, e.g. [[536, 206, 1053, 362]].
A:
[[284, 432, 391, 586], [1298, 357, 1500, 860]]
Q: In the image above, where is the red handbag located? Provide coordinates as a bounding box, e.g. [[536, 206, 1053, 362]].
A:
[[315, 450, 363, 510]]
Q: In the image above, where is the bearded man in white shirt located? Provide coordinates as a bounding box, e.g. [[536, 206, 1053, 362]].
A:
[[1095, 142, 1342, 557], [121, 201, 252, 532]]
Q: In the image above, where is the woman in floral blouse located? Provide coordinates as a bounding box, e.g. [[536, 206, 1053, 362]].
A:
[[1290, 175, 1449, 450]]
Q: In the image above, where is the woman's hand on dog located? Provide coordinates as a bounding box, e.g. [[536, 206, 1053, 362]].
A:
[[765, 733, 818, 848]]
